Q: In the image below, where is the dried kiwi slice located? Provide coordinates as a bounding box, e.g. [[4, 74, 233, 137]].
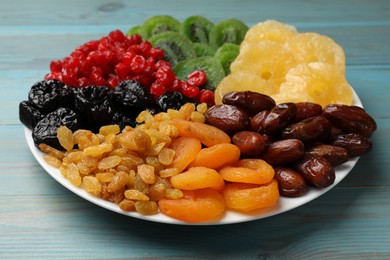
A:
[[209, 19, 249, 49], [180, 15, 215, 44], [149, 31, 197, 68], [194, 43, 216, 57], [173, 57, 225, 91], [140, 15, 181, 39], [126, 25, 141, 36], [215, 43, 240, 74]]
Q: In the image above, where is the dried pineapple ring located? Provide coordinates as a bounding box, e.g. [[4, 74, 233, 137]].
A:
[[242, 19, 298, 44], [275, 62, 353, 107], [230, 41, 296, 91], [285, 32, 346, 73]]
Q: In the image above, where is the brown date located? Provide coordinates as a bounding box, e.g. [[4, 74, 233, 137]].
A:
[[305, 144, 349, 167], [274, 167, 308, 197], [205, 104, 249, 133], [232, 131, 268, 157], [222, 91, 276, 115], [293, 154, 335, 188], [331, 133, 372, 158], [261, 139, 304, 165], [250, 110, 270, 133], [281, 116, 332, 144], [323, 104, 377, 137], [294, 102, 323, 122], [261, 103, 297, 135]]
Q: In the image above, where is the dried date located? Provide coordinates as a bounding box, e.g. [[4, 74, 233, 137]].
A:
[[330, 133, 372, 158], [274, 167, 308, 197], [222, 91, 276, 115], [293, 154, 335, 188], [282, 116, 332, 144], [205, 104, 249, 133], [305, 144, 349, 167], [261, 139, 304, 165], [323, 104, 377, 137], [232, 131, 268, 157]]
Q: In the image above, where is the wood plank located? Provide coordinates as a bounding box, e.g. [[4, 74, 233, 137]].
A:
[[1, 0, 389, 26], [0, 188, 389, 259]]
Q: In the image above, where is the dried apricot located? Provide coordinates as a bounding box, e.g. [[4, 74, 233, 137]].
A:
[[188, 143, 241, 169], [222, 179, 279, 212], [172, 119, 231, 147], [168, 136, 202, 172], [158, 188, 226, 223], [219, 159, 274, 185], [170, 166, 225, 191]]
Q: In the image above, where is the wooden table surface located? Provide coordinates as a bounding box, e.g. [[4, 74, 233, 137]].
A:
[[1, 0, 389, 259]]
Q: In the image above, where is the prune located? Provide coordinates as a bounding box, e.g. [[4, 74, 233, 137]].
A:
[[293, 154, 335, 188], [222, 91, 276, 115], [261, 139, 304, 165], [294, 102, 323, 122], [305, 144, 349, 167], [274, 167, 308, 197], [232, 131, 268, 157], [110, 110, 137, 129], [112, 80, 153, 112], [330, 133, 372, 158], [205, 104, 249, 133], [28, 79, 73, 113], [156, 91, 193, 112], [323, 104, 377, 137], [19, 101, 44, 129], [33, 107, 83, 149], [74, 85, 114, 131], [282, 116, 332, 144]]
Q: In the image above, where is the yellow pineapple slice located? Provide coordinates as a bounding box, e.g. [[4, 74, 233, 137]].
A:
[[230, 41, 296, 91], [275, 62, 353, 107], [242, 19, 298, 44], [214, 71, 272, 104], [285, 32, 346, 73]]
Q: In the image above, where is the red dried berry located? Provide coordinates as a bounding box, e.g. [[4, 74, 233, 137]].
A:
[[155, 67, 176, 87], [199, 89, 215, 105], [187, 70, 207, 87]]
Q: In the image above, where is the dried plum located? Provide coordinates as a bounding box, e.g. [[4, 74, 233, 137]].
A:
[[28, 79, 73, 113], [110, 110, 137, 129], [19, 101, 44, 129], [33, 107, 83, 149], [156, 91, 193, 111], [112, 80, 153, 112], [73, 86, 114, 131]]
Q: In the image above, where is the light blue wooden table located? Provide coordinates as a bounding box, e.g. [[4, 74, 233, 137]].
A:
[[1, 0, 389, 259]]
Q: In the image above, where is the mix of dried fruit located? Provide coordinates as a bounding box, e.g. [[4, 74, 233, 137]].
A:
[[19, 16, 377, 223]]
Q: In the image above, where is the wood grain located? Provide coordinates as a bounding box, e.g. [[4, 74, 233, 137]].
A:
[[0, 0, 389, 259]]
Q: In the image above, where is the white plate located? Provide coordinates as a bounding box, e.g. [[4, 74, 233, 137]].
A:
[[25, 90, 362, 225]]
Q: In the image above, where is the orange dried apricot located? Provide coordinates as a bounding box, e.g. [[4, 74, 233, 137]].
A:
[[188, 143, 241, 169], [172, 119, 231, 147], [168, 136, 202, 172], [219, 159, 274, 185], [158, 188, 226, 223], [170, 166, 225, 191], [222, 179, 279, 212]]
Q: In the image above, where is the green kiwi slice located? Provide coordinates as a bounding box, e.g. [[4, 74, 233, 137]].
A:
[[140, 15, 181, 39], [180, 15, 215, 44], [126, 25, 141, 36], [149, 31, 197, 68], [194, 43, 216, 57], [173, 57, 225, 91], [209, 19, 249, 49], [215, 43, 240, 74]]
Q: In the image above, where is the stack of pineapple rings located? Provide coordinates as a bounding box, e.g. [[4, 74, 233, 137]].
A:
[[215, 20, 354, 107]]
